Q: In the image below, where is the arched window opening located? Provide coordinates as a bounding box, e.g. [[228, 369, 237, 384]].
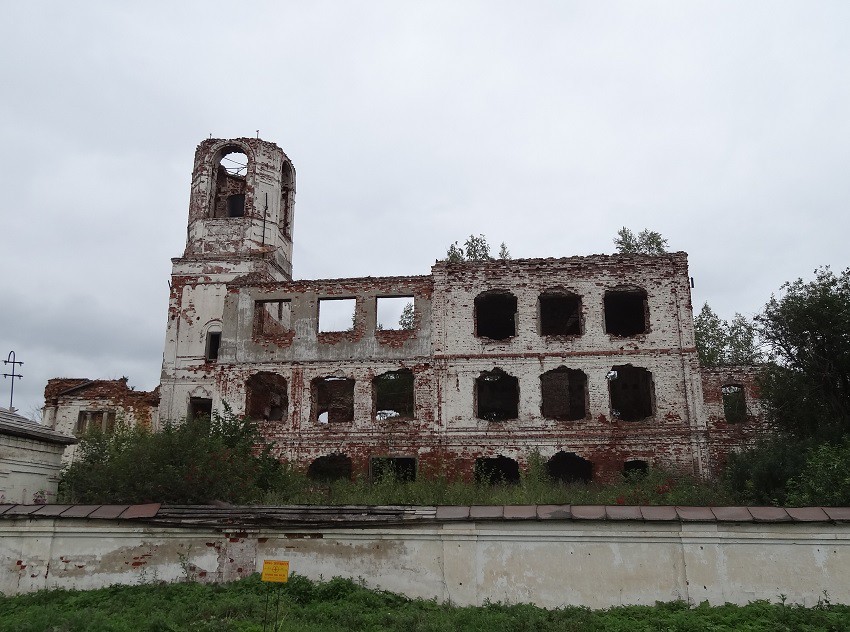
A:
[[539, 292, 582, 336], [374, 369, 414, 420], [312, 376, 355, 424], [722, 384, 747, 423], [540, 367, 588, 420], [608, 364, 654, 421], [475, 291, 517, 340], [623, 459, 649, 477], [371, 457, 416, 482], [476, 369, 519, 421], [281, 160, 294, 238], [308, 454, 352, 482], [245, 372, 288, 422], [604, 287, 649, 336], [474, 456, 520, 484], [205, 329, 221, 362], [547, 451, 593, 484], [211, 148, 249, 218]]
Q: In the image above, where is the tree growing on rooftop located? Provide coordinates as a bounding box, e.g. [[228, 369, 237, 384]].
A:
[[444, 234, 509, 262], [614, 227, 669, 255]]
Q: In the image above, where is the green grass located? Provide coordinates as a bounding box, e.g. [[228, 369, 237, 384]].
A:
[[2, 575, 849, 632], [263, 466, 734, 507]]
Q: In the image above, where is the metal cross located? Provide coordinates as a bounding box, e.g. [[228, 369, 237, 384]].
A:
[[3, 351, 23, 411]]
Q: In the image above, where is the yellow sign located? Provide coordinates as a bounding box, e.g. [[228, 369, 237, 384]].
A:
[[261, 560, 290, 583]]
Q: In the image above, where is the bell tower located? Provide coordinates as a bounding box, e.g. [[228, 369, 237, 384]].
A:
[[185, 137, 295, 278], [159, 137, 296, 424]]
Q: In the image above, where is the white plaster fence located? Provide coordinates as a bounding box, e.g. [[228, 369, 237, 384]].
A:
[[2, 508, 850, 608]]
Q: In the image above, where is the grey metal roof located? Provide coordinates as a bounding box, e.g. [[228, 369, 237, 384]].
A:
[[0, 503, 848, 527], [0, 407, 77, 445]]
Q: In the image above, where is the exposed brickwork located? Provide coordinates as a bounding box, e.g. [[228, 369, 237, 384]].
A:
[[43, 137, 768, 481]]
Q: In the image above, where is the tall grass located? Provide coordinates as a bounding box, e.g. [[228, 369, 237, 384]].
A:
[[264, 458, 732, 507], [1, 574, 847, 632]]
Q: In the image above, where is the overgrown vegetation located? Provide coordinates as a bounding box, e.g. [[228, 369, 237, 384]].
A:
[[265, 462, 731, 507], [613, 227, 669, 255], [720, 267, 850, 505], [2, 574, 848, 632], [445, 234, 510, 262], [60, 407, 289, 504], [693, 303, 762, 366]]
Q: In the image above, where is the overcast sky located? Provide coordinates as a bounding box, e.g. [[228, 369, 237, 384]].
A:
[[1, 1, 848, 419]]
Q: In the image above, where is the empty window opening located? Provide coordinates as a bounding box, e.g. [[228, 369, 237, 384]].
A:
[[539, 292, 582, 336], [374, 369, 414, 420], [371, 457, 416, 482], [608, 365, 654, 421], [318, 298, 356, 333], [476, 369, 519, 421], [75, 411, 117, 435], [254, 300, 292, 337], [205, 331, 221, 361], [540, 367, 588, 420], [623, 459, 649, 477], [376, 296, 415, 330], [220, 150, 248, 176], [312, 377, 355, 424], [474, 456, 520, 484], [307, 454, 352, 483], [604, 288, 649, 336], [212, 149, 248, 218], [188, 397, 213, 420], [722, 384, 747, 423], [226, 193, 245, 218], [547, 451, 593, 484], [246, 372, 288, 422], [281, 161, 294, 238], [475, 291, 517, 340]]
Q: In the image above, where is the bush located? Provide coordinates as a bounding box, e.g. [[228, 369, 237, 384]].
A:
[[60, 407, 293, 504], [722, 435, 815, 505], [786, 439, 850, 506]]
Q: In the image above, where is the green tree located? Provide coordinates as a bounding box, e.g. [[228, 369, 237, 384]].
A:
[[786, 439, 850, 506], [693, 303, 726, 366], [444, 234, 504, 262], [693, 303, 762, 366], [614, 227, 669, 255], [398, 302, 414, 330], [756, 267, 850, 439]]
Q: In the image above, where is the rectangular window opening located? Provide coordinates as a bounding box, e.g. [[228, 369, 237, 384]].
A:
[[475, 292, 517, 340], [318, 298, 356, 333], [76, 410, 117, 435], [376, 296, 415, 331], [540, 293, 582, 336], [374, 369, 415, 419], [312, 377, 355, 424], [254, 300, 292, 337], [189, 397, 213, 420], [205, 331, 221, 361], [722, 385, 747, 423], [541, 369, 587, 420], [370, 457, 416, 482], [604, 289, 648, 337], [609, 365, 654, 421], [476, 370, 519, 421]]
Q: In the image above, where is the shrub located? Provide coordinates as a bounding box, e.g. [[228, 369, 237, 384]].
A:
[[786, 439, 850, 506], [60, 407, 293, 504]]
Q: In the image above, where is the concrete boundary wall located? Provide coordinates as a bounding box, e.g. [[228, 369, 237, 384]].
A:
[[2, 516, 849, 607]]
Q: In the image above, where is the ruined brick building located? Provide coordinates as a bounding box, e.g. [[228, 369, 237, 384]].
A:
[[43, 137, 763, 481]]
